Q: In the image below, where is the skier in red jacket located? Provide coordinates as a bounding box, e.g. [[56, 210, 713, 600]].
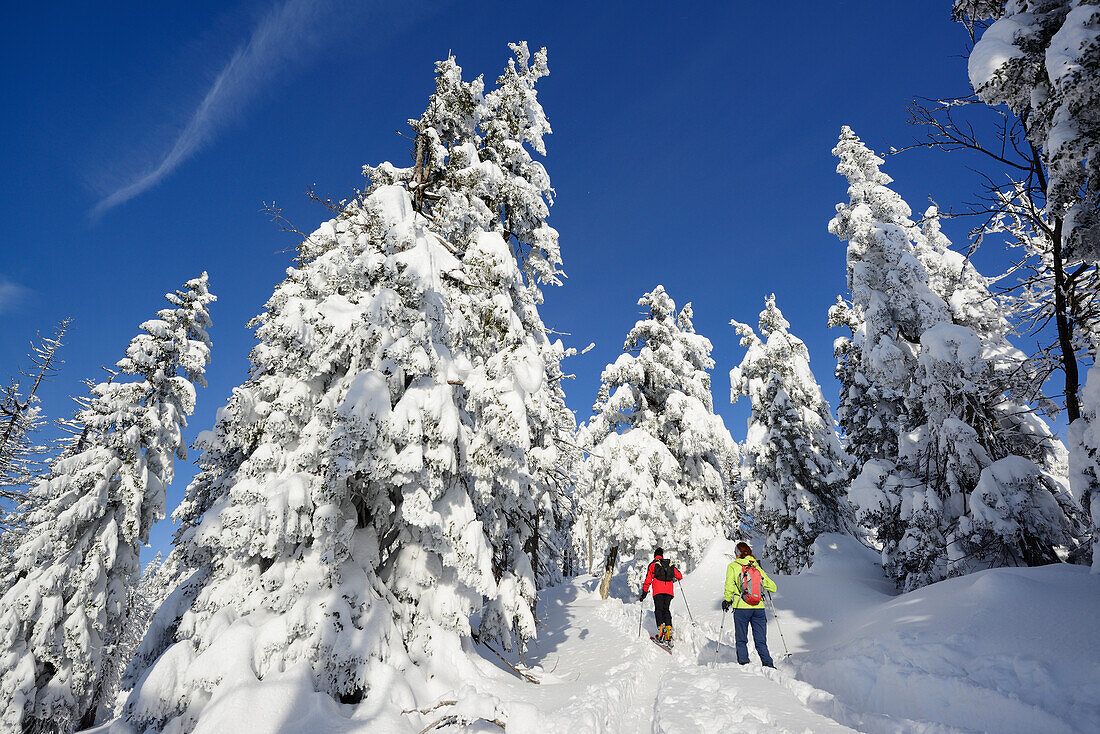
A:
[[640, 547, 682, 644]]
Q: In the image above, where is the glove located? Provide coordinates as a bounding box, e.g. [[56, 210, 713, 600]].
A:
[[721, 599, 731, 612], [640, 590, 648, 601]]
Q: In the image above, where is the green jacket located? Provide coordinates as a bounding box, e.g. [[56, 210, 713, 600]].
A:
[[723, 555, 777, 610]]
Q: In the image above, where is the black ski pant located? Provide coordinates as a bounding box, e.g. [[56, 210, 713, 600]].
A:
[[653, 593, 673, 627]]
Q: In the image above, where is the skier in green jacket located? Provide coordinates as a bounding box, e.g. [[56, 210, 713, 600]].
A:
[[722, 542, 778, 667]]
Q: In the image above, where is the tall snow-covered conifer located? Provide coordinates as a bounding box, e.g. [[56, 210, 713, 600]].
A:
[[827, 126, 951, 466], [731, 295, 853, 573], [364, 43, 576, 598], [580, 286, 738, 588], [368, 38, 576, 630], [830, 129, 1084, 589], [954, 2, 1100, 558], [122, 45, 577, 731], [0, 321, 70, 588], [0, 274, 213, 733]]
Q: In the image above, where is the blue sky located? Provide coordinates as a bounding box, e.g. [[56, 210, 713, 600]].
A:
[[1, 1, 1028, 557]]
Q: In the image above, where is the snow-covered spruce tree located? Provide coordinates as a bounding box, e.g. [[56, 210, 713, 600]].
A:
[[830, 129, 1083, 588], [828, 127, 970, 573], [122, 46, 575, 732], [731, 295, 853, 573], [955, 0, 1100, 263], [365, 41, 561, 304], [954, 0, 1100, 571], [364, 41, 576, 611], [580, 286, 738, 589], [0, 320, 70, 587], [827, 126, 952, 466], [369, 39, 576, 625], [0, 274, 213, 733]]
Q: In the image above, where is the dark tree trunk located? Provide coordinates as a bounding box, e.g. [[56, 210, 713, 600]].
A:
[[598, 545, 618, 600], [524, 510, 539, 616], [1051, 215, 1082, 423]]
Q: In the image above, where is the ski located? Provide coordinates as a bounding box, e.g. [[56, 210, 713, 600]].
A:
[[649, 636, 673, 654]]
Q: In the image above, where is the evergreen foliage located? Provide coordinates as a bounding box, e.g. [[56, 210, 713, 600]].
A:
[[732, 295, 853, 573], [0, 274, 213, 733], [364, 42, 561, 303], [0, 320, 70, 586], [121, 45, 577, 731], [827, 126, 950, 465], [956, 0, 1100, 261], [580, 286, 739, 588], [830, 129, 1083, 589]]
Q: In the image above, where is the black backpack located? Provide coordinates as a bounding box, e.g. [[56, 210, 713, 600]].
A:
[[653, 558, 676, 582]]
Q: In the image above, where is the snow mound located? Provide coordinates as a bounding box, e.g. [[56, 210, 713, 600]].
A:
[[785, 549, 1100, 733]]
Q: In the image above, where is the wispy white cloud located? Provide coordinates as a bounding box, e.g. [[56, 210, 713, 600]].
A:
[[0, 277, 30, 314], [93, 0, 342, 218]]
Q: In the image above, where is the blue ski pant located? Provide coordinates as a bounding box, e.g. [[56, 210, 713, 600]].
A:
[[733, 607, 772, 665]]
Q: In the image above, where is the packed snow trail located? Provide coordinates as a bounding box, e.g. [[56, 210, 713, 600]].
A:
[[471, 563, 858, 733], [457, 535, 1098, 733]]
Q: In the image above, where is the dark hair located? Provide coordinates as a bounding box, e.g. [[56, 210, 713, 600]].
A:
[[736, 542, 753, 558], [654, 547, 664, 557]]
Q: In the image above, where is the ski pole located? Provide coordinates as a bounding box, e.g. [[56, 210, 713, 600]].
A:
[[676, 580, 695, 625], [765, 591, 790, 659], [712, 608, 727, 668], [638, 604, 644, 638]]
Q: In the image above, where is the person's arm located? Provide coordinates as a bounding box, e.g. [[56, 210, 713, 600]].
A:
[[761, 568, 777, 594], [674, 567, 683, 582], [723, 563, 737, 602], [642, 562, 654, 593]]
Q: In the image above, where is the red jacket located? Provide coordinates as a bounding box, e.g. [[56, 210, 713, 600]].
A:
[[642, 555, 682, 596]]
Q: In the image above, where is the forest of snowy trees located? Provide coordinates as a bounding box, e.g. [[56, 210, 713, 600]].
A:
[[1, 2, 1098, 730]]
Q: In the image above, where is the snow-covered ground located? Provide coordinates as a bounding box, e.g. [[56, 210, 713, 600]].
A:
[[464, 535, 1097, 733], [107, 536, 1098, 733]]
